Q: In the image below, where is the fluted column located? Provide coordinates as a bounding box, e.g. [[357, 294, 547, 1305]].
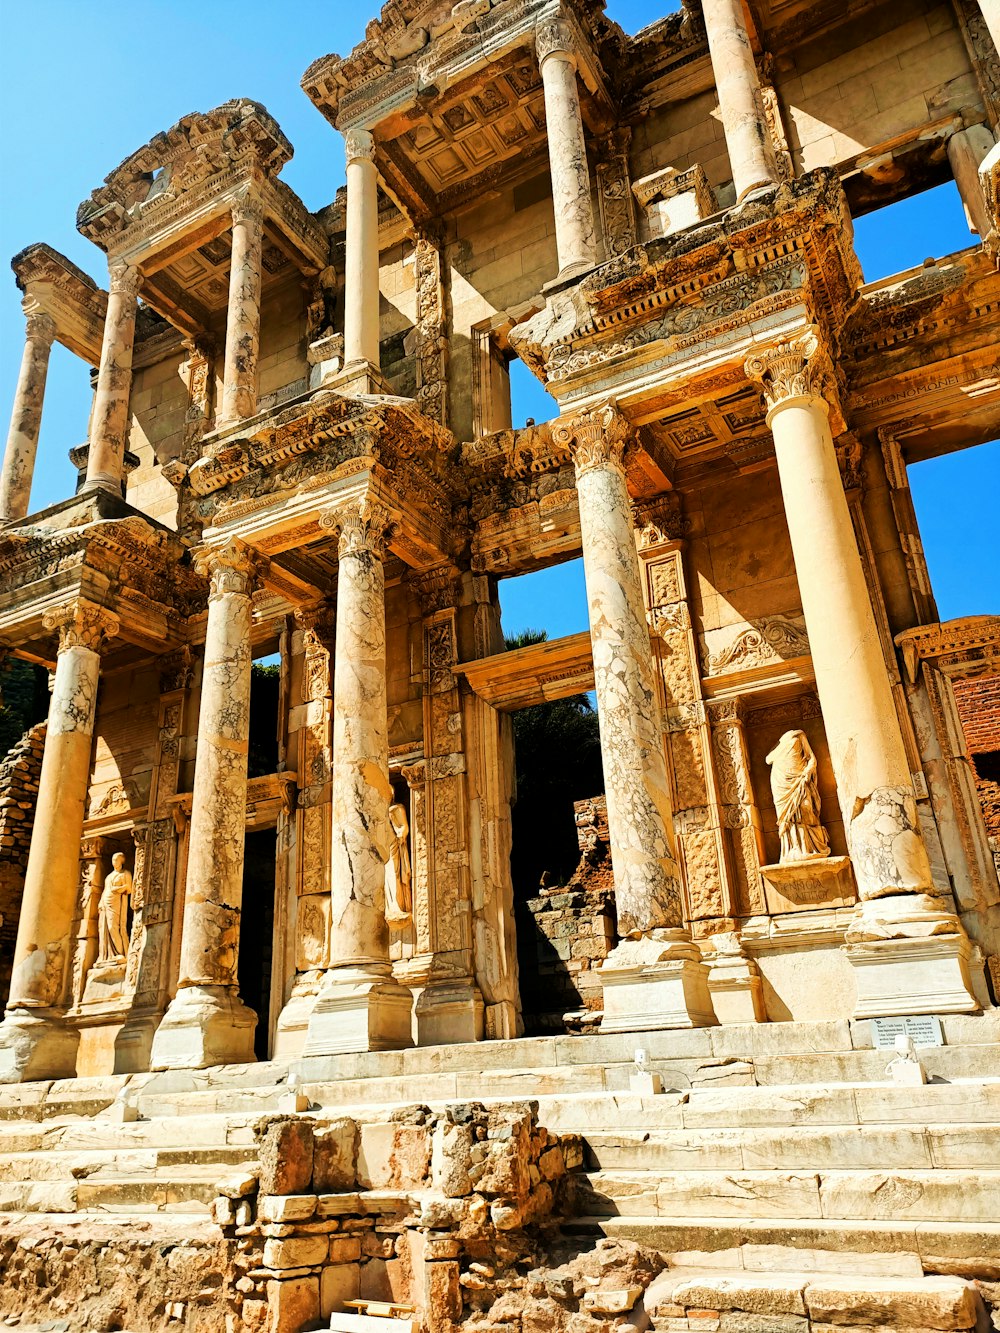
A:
[[1, 308, 56, 522], [343, 129, 381, 370], [150, 540, 260, 1069], [535, 16, 598, 277], [219, 195, 264, 427], [0, 601, 118, 1082], [85, 260, 140, 493], [746, 334, 978, 1016], [303, 496, 413, 1055], [553, 404, 715, 1030], [701, 0, 778, 202]]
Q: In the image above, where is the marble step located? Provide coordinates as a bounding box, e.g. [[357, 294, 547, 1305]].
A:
[[641, 1265, 984, 1330], [564, 1215, 1000, 1281], [0, 1143, 256, 1183], [0, 1110, 257, 1154], [582, 1121, 1000, 1171], [0, 1169, 223, 1214], [577, 1166, 999, 1223]]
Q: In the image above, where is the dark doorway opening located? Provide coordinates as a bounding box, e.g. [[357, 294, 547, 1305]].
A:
[[238, 827, 277, 1060], [248, 658, 280, 778]]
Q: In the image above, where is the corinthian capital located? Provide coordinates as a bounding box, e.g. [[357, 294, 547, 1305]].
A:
[[43, 600, 119, 653], [195, 538, 261, 599], [552, 400, 632, 477], [536, 15, 577, 64], [23, 307, 57, 347], [744, 331, 828, 419], [108, 261, 142, 301], [320, 496, 396, 560], [231, 191, 265, 232], [344, 127, 376, 166]]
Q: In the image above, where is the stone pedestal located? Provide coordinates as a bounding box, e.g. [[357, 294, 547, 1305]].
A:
[[0, 601, 118, 1083], [150, 541, 260, 1070], [553, 403, 714, 1031], [413, 979, 484, 1047], [84, 261, 140, 494], [600, 933, 717, 1032], [746, 334, 978, 1016], [701, 0, 778, 201], [218, 194, 264, 428], [303, 498, 412, 1057], [706, 932, 766, 1025], [343, 128, 381, 372], [536, 17, 598, 278], [0, 308, 55, 522]]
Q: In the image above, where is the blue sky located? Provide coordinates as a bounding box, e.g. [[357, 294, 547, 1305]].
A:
[[0, 1, 995, 640]]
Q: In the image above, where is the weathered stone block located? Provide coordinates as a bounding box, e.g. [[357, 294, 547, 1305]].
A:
[[313, 1117, 359, 1192], [258, 1118, 314, 1196], [262, 1235, 329, 1269]]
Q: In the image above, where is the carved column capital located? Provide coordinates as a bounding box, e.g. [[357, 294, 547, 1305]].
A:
[[552, 400, 632, 477], [320, 496, 396, 560], [410, 564, 462, 617], [23, 308, 56, 348], [43, 600, 119, 654], [344, 127, 376, 165], [194, 538, 262, 599], [108, 260, 142, 301], [536, 15, 577, 65], [231, 192, 265, 232], [744, 331, 831, 421], [634, 493, 686, 547]]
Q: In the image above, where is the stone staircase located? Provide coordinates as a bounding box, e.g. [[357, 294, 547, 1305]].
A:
[[0, 1011, 997, 1330]]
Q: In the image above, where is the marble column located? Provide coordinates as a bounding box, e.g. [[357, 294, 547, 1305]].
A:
[[219, 195, 265, 428], [552, 404, 715, 1030], [84, 260, 140, 494], [149, 540, 260, 1069], [303, 497, 413, 1056], [701, 0, 778, 202], [745, 334, 978, 1016], [343, 129, 381, 370], [1, 308, 56, 522], [0, 601, 118, 1082], [535, 16, 598, 277]]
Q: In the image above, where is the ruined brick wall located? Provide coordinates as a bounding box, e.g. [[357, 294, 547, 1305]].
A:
[[0, 722, 45, 1008], [522, 797, 616, 1033], [953, 676, 1000, 843]]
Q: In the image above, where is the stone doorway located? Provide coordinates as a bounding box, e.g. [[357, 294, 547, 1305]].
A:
[[238, 826, 277, 1060]]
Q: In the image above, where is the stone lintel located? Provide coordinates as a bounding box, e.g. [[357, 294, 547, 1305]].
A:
[[11, 242, 108, 364], [454, 630, 594, 711]]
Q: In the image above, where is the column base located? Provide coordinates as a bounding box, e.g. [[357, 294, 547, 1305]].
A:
[[599, 932, 717, 1032], [149, 985, 257, 1071], [0, 1010, 80, 1084], [301, 965, 413, 1056], [272, 971, 324, 1061], [414, 979, 484, 1047]]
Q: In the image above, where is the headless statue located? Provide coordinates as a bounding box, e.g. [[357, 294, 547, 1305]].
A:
[[98, 852, 133, 963], [766, 729, 831, 862], [384, 802, 413, 927]]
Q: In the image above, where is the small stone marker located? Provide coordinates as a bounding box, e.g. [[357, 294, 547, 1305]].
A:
[[629, 1047, 663, 1095], [871, 1015, 943, 1049]]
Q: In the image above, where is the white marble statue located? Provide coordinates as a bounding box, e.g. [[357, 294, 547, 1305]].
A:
[[98, 852, 133, 963], [384, 802, 413, 927], [766, 729, 831, 862]]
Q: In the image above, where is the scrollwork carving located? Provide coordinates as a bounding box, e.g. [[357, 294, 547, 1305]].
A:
[[194, 538, 261, 599], [320, 496, 395, 559], [344, 127, 376, 164], [108, 261, 142, 300], [552, 400, 632, 477], [43, 600, 119, 654], [744, 331, 828, 417], [535, 16, 576, 64]]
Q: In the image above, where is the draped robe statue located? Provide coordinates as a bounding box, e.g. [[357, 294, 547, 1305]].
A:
[[766, 729, 831, 862], [98, 851, 133, 963], [384, 802, 413, 927]]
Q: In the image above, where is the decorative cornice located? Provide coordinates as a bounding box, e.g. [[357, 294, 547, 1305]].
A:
[[43, 599, 119, 653]]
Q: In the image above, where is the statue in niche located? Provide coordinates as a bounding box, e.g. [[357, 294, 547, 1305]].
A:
[[766, 729, 831, 862], [384, 802, 413, 927], [97, 852, 133, 963]]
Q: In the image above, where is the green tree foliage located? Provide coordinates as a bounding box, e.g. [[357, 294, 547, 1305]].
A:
[[506, 629, 604, 895], [0, 659, 49, 759]]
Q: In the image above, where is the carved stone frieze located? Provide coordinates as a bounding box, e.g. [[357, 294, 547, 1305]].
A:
[[704, 614, 811, 677]]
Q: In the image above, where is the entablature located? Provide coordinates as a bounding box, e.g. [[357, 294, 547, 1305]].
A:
[[11, 242, 108, 364]]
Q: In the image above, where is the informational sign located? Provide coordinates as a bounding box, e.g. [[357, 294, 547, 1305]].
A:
[[871, 1015, 944, 1049]]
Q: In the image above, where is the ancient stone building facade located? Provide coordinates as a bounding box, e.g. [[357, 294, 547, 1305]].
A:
[[0, 1, 999, 1328]]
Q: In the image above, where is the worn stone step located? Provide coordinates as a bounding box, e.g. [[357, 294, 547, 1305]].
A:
[[0, 1142, 257, 1183], [642, 1266, 984, 1330], [0, 1171, 220, 1214], [567, 1215, 1000, 1281], [583, 1121, 1000, 1172], [579, 1167, 998, 1223]]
